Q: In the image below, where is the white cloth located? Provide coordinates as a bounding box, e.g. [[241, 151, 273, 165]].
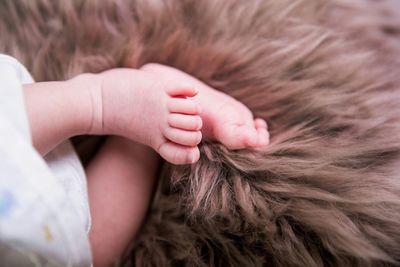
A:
[[0, 54, 92, 266]]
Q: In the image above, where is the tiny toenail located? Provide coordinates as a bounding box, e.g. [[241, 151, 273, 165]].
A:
[[197, 117, 203, 130], [197, 132, 202, 144]]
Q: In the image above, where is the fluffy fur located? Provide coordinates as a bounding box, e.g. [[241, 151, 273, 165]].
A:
[[1, 0, 400, 266]]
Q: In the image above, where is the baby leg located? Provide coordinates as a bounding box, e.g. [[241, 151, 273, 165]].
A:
[[86, 136, 159, 267]]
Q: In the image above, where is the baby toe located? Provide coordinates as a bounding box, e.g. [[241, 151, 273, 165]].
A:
[[187, 146, 200, 163], [168, 114, 202, 131], [242, 126, 259, 147], [254, 118, 268, 129], [167, 98, 200, 115], [215, 124, 254, 149], [166, 83, 198, 97], [164, 127, 202, 147], [158, 142, 200, 165], [256, 127, 270, 147]]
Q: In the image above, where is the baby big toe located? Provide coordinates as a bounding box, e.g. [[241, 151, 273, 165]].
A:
[[215, 124, 254, 149], [256, 127, 270, 147], [254, 118, 269, 147], [242, 127, 259, 147], [158, 142, 200, 165]]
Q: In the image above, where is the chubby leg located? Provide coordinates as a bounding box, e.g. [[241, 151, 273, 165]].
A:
[[86, 136, 159, 267]]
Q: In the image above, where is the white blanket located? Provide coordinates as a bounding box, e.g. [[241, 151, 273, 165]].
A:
[[0, 54, 92, 266]]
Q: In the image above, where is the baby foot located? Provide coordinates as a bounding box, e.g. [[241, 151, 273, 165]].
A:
[[159, 86, 203, 164], [140, 64, 269, 149], [96, 69, 203, 165], [195, 88, 269, 149]]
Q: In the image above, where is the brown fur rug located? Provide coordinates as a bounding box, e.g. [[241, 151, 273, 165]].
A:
[[1, 0, 400, 266]]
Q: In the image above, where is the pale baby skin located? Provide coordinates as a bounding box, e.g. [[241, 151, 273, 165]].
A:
[[22, 64, 269, 266]]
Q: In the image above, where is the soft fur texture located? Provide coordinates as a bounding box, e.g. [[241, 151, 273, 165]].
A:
[[1, 0, 400, 266]]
